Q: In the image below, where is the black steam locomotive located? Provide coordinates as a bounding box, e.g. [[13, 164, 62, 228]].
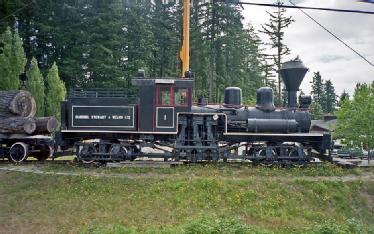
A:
[[59, 59, 331, 164]]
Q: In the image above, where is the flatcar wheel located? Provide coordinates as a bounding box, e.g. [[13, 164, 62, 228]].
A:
[[78, 145, 96, 164], [34, 145, 53, 161], [9, 142, 29, 163]]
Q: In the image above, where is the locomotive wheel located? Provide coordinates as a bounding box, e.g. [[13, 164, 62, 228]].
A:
[[210, 150, 219, 162], [9, 142, 29, 163], [189, 150, 198, 163], [257, 148, 276, 167], [288, 148, 307, 167], [109, 144, 127, 161], [78, 145, 96, 164]]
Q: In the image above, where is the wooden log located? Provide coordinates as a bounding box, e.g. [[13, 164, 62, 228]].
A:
[[34, 117, 59, 134], [0, 90, 37, 118], [0, 117, 36, 134]]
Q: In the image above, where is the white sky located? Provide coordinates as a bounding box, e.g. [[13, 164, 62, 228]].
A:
[[242, 0, 374, 96]]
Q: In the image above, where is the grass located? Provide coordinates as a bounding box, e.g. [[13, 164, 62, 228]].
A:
[[0, 164, 373, 233], [39, 161, 365, 177]]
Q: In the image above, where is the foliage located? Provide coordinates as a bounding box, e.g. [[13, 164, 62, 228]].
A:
[[190, 2, 265, 102], [45, 62, 66, 120], [83, 217, 374, 234], [83, 216, 273, 234], [25, 57, 45, 116], [338, 90, 350, 107], [0, 27, 27, 90], [180, 216, 267, 234], [323, 80, 337, 113], [1, 0, 267, 103], [311, 72, 337, 113], [311, 72, 324, 104], [260, 0, 294, 106], [310, 101, 324, 120], [0, 0, 25, 32], [304, 218, 367, 234], [335, 82, 374, 155]]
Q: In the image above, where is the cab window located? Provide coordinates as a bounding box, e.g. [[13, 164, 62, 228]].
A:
[[157, 86, 172, 106], [174, 88, 188, 106]]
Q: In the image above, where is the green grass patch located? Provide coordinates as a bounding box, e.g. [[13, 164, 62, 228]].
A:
[[0, 166, 374, 233], [37, 162, 366, 178]]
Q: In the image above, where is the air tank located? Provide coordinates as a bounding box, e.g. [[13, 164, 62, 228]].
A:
[[256, 87, 275, 112]]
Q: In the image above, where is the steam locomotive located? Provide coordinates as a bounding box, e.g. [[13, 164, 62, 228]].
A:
[[58, 59, 331, 164]]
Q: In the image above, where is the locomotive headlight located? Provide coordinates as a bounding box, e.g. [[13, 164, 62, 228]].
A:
[[213, 114, 219, 121]]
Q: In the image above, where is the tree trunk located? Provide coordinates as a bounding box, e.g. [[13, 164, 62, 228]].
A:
[[0, 90, 37, 118], [34, 117, 59, 134], [0, 117, 36, 134], [368, 148, 371, 164]]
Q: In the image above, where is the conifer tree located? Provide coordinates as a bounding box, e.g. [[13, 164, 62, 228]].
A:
[[322, 80, 337, 113], [5, 0, 266, 100], [338, 90, 350, 107], [309, 101, 324, 120], [25, 57, 45, 116], [0, 27, 27, 90], [260, 0, 294, 106], [311, 71, 325, 105], [45, 62, 66, 120]]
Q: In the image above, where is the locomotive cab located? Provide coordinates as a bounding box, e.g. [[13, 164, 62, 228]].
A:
[[132, 77, 193, 132]]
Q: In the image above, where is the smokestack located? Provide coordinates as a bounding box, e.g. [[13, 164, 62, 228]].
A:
[[279, 58, 308, 108]]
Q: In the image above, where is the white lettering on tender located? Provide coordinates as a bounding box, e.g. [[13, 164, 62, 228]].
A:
[[112, 115, 123, 120], [75, 115, 89, 119], [91, 115, 107, 120], [112, 115, 131, 120]]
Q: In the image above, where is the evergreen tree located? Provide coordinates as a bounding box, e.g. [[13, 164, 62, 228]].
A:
[[45, 62, 66, 120], [310, 71, 324, 105], [0, 27, 27, 90], [0, 0, 25, 32], [149, 0, 180, 77], [7, 0, 266, 100], [338, 90, 350, 107], [190, 0, 211, 99], [190, 1, 264, 102], [259, 0, 294, 106], [322, 80, 337, 113], [25, 57, 45, 116], [309, 101, 323, 120]]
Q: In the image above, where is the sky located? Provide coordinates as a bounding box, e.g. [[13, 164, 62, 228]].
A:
[[242, 0, 374, 96]]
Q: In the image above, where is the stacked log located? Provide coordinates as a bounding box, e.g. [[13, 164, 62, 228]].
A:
[[0, 90, 36, 118], [0, 90, 59, 135], [35, 117, 59, 134], [0, 117, 36, 134]]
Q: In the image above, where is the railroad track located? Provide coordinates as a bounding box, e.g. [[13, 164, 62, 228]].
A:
[[0, 159, 74, 165], [7, 154, 367, 169]]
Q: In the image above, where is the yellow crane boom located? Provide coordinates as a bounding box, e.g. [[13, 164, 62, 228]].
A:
[[179, 0, 190, 78]]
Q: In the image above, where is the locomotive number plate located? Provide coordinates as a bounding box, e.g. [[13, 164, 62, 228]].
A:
[[72, 106, 134, 128]]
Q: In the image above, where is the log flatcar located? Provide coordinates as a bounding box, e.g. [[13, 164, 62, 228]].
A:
[[59, 59, 332, 165]]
